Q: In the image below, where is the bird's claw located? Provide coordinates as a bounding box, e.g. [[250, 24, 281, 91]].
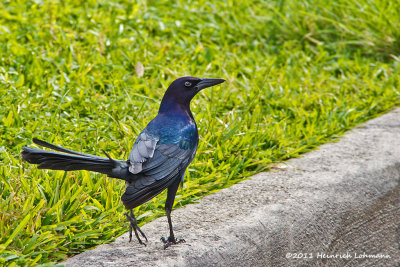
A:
[[161, 236, 185, 249], [125, 212, 147, 246]]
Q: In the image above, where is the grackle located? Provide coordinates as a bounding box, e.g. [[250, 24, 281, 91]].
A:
[[21, 77, 225, 249]]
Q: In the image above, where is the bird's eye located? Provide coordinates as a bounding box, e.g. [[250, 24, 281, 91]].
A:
[[184, 81, 192, 87]]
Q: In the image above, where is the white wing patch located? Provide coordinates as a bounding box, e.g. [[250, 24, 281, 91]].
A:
[[128, 132, 158, 174]]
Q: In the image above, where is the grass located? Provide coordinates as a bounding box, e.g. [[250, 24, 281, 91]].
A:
[[1, 0, 399, 265]]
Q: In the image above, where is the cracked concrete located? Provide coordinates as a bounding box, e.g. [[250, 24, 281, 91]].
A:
[[62, 108, 400, 267]]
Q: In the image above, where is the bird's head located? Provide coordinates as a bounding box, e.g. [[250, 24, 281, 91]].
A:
[[159, 76, 225, 113]]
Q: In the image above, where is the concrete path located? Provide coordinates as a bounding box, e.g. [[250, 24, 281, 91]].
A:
[[62, 108, 400, 267]]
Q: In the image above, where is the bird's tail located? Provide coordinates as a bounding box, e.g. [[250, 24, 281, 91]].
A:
[[21, 138, 130, 180]]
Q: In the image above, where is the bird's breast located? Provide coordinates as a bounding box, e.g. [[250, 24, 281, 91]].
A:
[[149, 114, 198, 147]]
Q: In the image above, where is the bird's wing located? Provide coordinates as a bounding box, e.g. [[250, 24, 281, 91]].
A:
[[122, 142, 194, 209], [123, 126, 197, 209], [141, 142, 194, 179], [128, 131, 159, 174]]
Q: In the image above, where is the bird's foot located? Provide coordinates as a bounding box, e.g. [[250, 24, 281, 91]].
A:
[[161, 236, 185, 249], [125, 212, 148, 246]]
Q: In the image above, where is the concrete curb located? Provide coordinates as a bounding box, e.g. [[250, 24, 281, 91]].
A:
[[62, 108, 400, 267]]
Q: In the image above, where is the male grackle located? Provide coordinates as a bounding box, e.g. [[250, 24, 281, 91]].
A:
[[21, 77, 225, 249]]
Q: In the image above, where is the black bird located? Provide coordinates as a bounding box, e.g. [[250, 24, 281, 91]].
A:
[[21, 77, 225, 248]]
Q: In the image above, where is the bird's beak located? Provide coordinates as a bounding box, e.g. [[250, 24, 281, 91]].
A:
[[195, 78, 225, 91]]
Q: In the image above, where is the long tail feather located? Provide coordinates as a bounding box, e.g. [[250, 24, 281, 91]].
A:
[[33, 138, 104, 158], [21, 139, 130, 180]]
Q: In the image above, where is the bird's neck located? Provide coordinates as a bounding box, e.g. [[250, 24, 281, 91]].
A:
[[158, 99, 194, 120]]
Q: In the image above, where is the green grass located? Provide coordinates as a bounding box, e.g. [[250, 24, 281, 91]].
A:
[[1, 0, 400, 265]]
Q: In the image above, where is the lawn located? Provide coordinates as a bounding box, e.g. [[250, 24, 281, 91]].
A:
[[1, 0, 399, 265]]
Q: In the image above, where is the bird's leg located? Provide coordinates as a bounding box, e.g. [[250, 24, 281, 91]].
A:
[[125, 209, 147, 246], [160, 208, 185, 249], [161, 179, 185, 249]]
